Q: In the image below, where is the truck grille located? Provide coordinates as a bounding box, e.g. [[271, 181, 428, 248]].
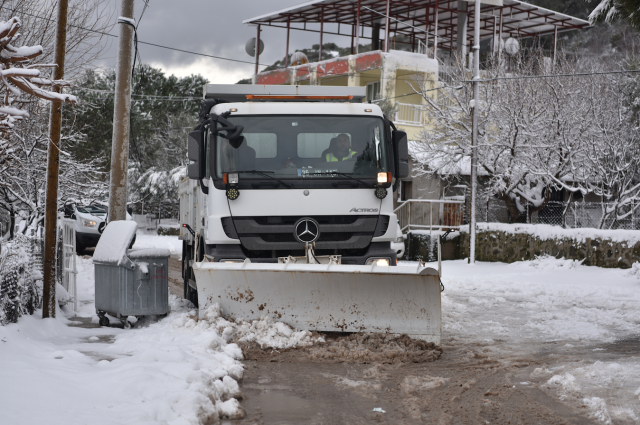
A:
[[232, 215, 381, 252]]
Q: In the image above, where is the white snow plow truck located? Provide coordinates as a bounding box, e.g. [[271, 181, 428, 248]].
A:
[[180, 84, 441, 343]]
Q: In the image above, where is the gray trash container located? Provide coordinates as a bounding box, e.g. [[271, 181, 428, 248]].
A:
[[93, 221, 170, 328]]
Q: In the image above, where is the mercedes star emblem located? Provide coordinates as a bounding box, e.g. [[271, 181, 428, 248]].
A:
[[294, 218, 320, 244]]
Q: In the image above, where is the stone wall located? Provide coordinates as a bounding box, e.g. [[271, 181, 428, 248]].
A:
[[405, 225, 640, 269]]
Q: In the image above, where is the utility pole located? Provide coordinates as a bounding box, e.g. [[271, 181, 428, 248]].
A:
[[469, 0, 480, 263], [108, 0, 135, 222], [42, 0, 69, 319]]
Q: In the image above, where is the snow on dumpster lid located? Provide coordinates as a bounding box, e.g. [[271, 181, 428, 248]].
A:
[[93, 221, 137, 264], [127, 248, 171, 259]]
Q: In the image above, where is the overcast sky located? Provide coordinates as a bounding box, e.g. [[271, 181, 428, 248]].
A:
[[95, 0, 352, 84]]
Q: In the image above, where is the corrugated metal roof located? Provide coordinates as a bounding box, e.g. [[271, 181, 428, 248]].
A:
[[243, 0, 589, 49]]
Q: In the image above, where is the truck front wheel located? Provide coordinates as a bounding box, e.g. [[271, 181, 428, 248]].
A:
[[182, 244, 198, 307]]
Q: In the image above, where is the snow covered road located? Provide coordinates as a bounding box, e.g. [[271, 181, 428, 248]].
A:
[[428, 257, 640, 424]]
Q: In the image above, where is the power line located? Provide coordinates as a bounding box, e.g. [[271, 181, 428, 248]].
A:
[[465, 68, 640, 83], [0, 7, 282, 69]]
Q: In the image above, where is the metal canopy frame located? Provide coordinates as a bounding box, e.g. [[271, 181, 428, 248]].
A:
[[243, 0, 589, 57]]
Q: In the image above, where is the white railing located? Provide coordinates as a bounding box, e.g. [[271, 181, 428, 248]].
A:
[[394, 199, 466, 235], [395, 103, 426, 126], [61, 218, 78, 311]]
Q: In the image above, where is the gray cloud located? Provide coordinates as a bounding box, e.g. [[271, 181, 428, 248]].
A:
[[96, 0, 353, 83]]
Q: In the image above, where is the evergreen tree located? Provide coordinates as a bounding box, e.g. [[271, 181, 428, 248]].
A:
[[66, 65, 209, 206]]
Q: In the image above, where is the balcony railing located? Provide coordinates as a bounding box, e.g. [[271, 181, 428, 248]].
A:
[[395, 103, 426, 126], [394, 199, 465, 234]]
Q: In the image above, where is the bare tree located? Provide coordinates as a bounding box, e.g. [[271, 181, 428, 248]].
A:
[[583, 71, 640, 228], [411, 51, 594, 221]]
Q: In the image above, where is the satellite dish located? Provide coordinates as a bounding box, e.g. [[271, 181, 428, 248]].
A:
[[504, 37, 520, 56], [245, 38, 264, 57], [290, 51, 309, 66]]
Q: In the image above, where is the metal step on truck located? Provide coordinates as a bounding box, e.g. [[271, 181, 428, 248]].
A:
[[179, 84, 441, 343]]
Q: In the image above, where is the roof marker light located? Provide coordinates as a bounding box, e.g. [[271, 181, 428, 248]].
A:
[[246, 95, 353, 100]]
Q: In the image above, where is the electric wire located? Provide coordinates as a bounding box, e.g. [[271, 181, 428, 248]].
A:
[[0, 6, 283, 69], [465, 68, 640, 83]]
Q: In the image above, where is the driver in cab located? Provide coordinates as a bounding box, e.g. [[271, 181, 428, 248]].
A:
[[325, 133, 357, 162]]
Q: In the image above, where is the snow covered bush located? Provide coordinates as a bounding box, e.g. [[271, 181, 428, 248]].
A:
[[0, 235, 42, 325]]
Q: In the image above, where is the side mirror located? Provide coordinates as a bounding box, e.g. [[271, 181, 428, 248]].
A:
[[392, 130, 409, 179], [187, 130, 202, 180]]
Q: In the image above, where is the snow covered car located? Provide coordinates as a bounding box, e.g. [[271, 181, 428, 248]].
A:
[[391, 222, 405, 259], [63, 202, 134, 254]]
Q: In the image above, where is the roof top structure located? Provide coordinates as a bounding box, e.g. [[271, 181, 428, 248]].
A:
[[243, 0, 589, 69]]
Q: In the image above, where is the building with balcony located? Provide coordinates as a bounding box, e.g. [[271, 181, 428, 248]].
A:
[[255, 49, 435, 141], [243, 0, 589, 209]]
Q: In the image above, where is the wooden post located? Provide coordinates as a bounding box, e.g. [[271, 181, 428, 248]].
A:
[[42, 0, 69, 319], [108, 0, 135, 224]]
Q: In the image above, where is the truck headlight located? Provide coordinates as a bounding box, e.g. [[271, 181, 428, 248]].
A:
[[366, 257, 390, 266], [81, 218, 97, 227]]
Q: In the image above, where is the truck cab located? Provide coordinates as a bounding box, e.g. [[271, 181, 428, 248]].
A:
[[180, 85, 409, 302]]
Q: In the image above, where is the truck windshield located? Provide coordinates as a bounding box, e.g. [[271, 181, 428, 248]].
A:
[[215, 115, 388, 180]]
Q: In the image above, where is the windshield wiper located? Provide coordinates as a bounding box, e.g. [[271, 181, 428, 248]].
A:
[[327, 172, 372, 188], [234, 170, 294, 189]]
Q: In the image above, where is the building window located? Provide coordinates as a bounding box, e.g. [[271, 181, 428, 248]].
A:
[[366, 82, 380, 102]]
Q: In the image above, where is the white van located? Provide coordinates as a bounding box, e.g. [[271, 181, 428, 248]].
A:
[[63, 202, 133, 254]]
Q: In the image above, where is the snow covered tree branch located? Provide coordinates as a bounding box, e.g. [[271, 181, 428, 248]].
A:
[[410, 50, 637, 225], [0, 16, 76, 171]]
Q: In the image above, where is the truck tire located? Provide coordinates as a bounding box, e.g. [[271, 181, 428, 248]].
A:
[[76, 236, 84, 255], [183, 244, 198, 307]]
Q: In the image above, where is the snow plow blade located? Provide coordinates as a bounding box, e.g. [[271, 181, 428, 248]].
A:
[[192, 262, 441, 344]]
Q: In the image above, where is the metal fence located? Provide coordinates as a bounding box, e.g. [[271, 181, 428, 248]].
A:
[[394, 199, 466, 233], [60, 219, 77, 311], [397, 197, 640, 232], [471, 197, 640, 230]]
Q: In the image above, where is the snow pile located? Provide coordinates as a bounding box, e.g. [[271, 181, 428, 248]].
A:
[[0, 252, 329, 424], [93, 221, 137, 264], [544, 361, 640, 424], [173, 302, 322, 350], [127, 248, 171, 259], [134, 232, 183, 255], [431, 257, 640, 343], [414, 255, 640, 424], [626, 262, 640, 278]]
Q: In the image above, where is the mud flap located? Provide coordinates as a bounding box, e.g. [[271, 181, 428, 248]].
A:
[[192, 262, 441, 344]]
